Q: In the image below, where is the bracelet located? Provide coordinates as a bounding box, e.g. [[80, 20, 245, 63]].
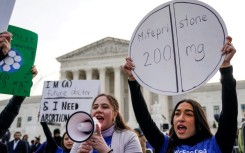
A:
[[108, 149, 113, 153]]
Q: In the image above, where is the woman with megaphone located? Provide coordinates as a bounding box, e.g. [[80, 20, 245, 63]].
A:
[[70, 94, 142, 153]]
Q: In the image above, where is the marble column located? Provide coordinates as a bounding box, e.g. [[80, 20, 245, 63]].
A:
[[85, 68, 92, 80], [158, 95, 170, 122], [113, 66, 123, 117], [72, 70, 79, 80], [60, 71, 66, 80], [99, 67, 106, 93], [127, 88, 139, 129]]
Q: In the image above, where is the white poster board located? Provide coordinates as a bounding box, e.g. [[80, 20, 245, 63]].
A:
[[39, 80, 101, 122], [0, 0, 16, 32], [129, 0, 227, 95]]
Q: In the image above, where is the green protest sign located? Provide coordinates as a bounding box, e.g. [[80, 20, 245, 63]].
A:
[[0, 25, 38, 96]]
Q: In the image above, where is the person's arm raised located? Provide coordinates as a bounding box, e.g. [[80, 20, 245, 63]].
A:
[[215, 36, 238, 153], [123, 57, 165, 153], [220, 36, 235, 68], [0, 65, 38, 137]]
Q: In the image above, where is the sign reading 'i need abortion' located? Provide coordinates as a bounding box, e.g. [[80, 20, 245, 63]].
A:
[[39, 80, 101, 122]]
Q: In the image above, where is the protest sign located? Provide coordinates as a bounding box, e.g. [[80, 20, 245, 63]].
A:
[[0, 25, 38, 96], [39, 80, 101, 123], [129, 0, 227, 95]]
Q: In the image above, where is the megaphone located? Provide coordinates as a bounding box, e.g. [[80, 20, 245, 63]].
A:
[[66, 111, 100, 143]]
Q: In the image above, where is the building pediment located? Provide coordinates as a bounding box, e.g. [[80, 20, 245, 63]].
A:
[[56, 37, 129, 62]]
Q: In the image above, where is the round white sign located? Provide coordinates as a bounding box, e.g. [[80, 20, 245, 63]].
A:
[[129, 0, 227, 95]]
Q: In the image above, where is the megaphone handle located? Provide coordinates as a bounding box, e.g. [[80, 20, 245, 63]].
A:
[[40, 122, 59, 152]]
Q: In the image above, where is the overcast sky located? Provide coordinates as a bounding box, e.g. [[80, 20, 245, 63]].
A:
[[1, 0, 244, 99]]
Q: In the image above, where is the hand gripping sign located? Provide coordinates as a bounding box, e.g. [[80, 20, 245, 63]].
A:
[[129, 0, 227, 95]]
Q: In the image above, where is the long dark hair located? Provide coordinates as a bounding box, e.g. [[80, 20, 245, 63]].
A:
[[92, 94, 131, 131], [61, 132, 70, 152], [166, 99, 212, 152]]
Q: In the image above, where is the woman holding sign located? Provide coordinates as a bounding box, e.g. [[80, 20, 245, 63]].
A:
[[0, 65, 38, 137], [122, 36, 237, 153], [0, 65, 37, 153], [70, 94, 142, 153]]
